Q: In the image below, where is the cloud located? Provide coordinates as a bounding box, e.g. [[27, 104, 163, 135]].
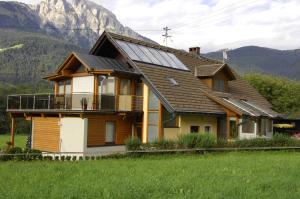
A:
[[96, 0, 300, 52]]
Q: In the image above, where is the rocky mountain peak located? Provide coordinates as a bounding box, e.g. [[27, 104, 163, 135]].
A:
[[34, 0, 151, 48]]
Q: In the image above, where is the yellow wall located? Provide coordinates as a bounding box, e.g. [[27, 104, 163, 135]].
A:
[[178, 115, 218, 137], [164, 128, 180, 139], [161, 115, 218, 140]]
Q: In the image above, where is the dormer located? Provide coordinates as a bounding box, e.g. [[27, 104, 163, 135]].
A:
[[195, 64, 236, 92]]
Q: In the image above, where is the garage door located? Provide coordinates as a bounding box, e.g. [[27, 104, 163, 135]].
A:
[[32, 117, 60, 152]]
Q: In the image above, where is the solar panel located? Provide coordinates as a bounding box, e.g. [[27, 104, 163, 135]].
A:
[[116, 40, 189, 71], [115, 40, 140, 61]]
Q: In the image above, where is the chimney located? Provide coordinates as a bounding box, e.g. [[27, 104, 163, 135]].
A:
[[189, 47, 201, 55]]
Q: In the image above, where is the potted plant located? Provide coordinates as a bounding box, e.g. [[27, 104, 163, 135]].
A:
[[80, 97, 88, 110]]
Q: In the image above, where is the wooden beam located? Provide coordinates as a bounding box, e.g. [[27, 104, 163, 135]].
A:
[[10, 117, 16, 147]]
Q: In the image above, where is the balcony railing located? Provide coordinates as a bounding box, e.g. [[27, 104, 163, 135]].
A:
[[7, 93, 116, 111]]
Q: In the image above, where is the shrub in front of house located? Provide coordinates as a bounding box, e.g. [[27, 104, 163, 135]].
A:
[[177, 134, 199, 149], [271, 133, 299, 147], [177, 133, 216, 149], [150, 138, 176, 150], [232, 138, 272, 148], [125, 136, 141, 151], [216, 138, 229, 148], [195, 133, 216, 148], [0, 147, 42, 161]]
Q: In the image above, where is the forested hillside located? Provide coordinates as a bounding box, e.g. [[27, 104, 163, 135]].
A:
[[244, 73, 300, 118], [206, 46, 300, 80], [0, 29, 85, 85]]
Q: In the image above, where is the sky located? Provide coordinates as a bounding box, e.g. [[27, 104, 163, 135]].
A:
[[7, 0, 300, 52]]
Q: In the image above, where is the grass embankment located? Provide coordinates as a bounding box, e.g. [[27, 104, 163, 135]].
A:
[[1, 152, 300, 199], [0, 134, 27, 149]]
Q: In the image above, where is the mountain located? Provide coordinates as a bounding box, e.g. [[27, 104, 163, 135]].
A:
[[205, 46, 300, 80], [0, 0, 152, 48], [0, 29, 85, 84], [0, 0, 155, 84]]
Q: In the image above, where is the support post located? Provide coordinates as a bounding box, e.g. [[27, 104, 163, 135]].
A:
[[11, 117, 16, 147]]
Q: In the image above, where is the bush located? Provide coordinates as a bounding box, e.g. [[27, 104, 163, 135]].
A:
[[177, 133, 216, 149], [125, 136, 141, 151], [216, 138, 229, 148], [72, 156, 77, 161], [196, 133, 216, 148], [79, 156, 83, 161], [177, 134, 198, 149], [85, 156, 90, 161], [272, 133, 297, 146], [151, 138, 176, 150], [66, 156, 71, 161], [61, 156, 65, 161], [55, 156, 59, 161], [232, 138, 271, 148]]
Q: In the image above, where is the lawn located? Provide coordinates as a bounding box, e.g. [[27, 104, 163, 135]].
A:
[[0, 134, 27, 149], [1, 152, 300, 199]]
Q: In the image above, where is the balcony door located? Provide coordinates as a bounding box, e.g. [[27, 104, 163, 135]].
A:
[[72, 76, 94, 110], [118, 78, 132, 111], [98, 76, 115, 110]]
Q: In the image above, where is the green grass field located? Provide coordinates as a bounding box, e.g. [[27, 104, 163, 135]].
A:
[[1, 152, 300, 199], [0, 134, 27, 149]]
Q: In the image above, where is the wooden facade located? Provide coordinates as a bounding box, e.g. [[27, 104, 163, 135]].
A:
[[87, 115, 132, 147]]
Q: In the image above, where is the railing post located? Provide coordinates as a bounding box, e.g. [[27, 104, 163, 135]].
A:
[[48, 94, 51, 109], [33, 95, 36, 109], [19, 96, 22, 109], [6, 96, 9, 110], [64, 95, 67, 110]]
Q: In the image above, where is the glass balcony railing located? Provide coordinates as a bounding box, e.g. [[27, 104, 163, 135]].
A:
[[6, 93, 116, 111]]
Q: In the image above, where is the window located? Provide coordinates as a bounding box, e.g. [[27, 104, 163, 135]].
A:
[[163, 109, 178, 128], [204, 126, 211, 133], [105, 122, 115, 143], [65, 80, 71, 94], [190, 126, 199, 133], [58, 80, 71, 95], [148, 90, 159, 110], [135, 83, 143, 96], [167, 77, 178, 86], [58, 81, 65, 95], [266, 119, 272, 132], [120, 79, 131, 95], [101, 77, 115, 95], [242, 119, 255, 133], [214, 78, 225, 92]]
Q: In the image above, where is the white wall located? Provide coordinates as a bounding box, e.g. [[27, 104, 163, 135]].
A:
[[60, 117, 87, 153], [72, 76, 94, 93]]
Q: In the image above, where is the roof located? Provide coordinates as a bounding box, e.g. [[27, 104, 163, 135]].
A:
[[72, 52, 137, 74], [90, 31, 280, 117], [135, 62, 226, 114], [195, 64, 237, 80]]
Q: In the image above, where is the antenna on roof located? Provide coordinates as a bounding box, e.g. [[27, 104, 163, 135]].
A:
[[222, 48, 229, 64], [162, 26, 172, 47]]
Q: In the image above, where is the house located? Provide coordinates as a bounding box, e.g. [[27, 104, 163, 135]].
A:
[[6, 31, 279, 153]]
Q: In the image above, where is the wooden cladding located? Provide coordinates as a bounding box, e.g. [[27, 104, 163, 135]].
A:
[[32, 117, 60, 152], [87, 115, 132, 147]]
